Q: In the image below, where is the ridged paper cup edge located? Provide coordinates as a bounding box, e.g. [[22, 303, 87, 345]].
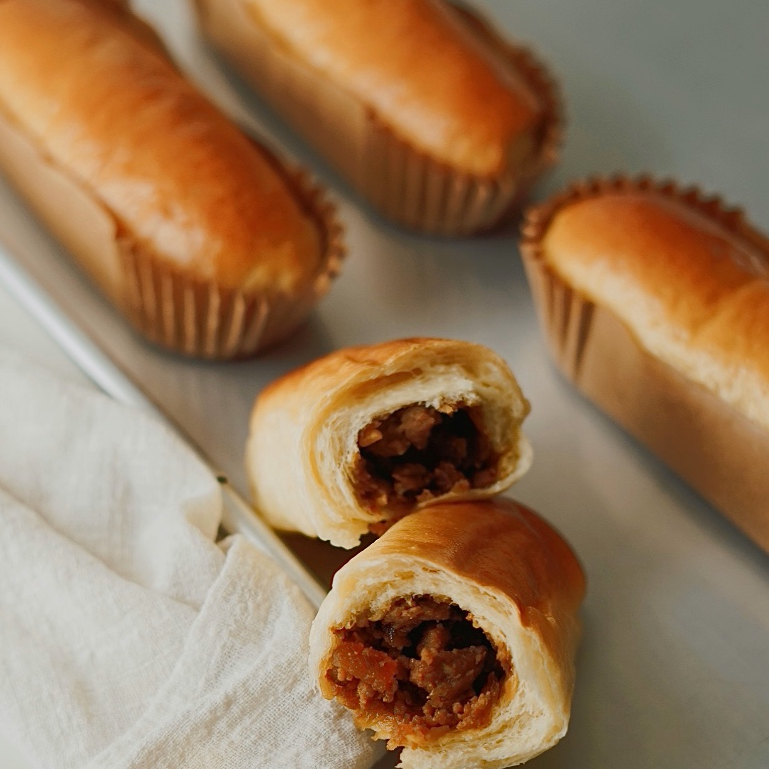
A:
[[119, 165, 346, 361], [519, 174, 765, 378], [362, 4, 564, 236]]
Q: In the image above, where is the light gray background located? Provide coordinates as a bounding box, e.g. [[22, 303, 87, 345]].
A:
[[0, 0, 768, 767]]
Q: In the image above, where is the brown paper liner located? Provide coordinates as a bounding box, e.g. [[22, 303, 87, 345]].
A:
[[195, 0, 562, 236], [118, 164, 344, 360], [520, 176, 769, 554], [0, 100, 344, 360]]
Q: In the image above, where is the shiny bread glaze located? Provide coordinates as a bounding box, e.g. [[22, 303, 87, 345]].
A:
[[0, 0, 323, 293], [244, 0, 544, 176], [366, 499, 586, 644], [529, 179, 769, 431]]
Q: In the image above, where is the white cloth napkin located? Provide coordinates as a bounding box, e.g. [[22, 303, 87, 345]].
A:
[[0, 351, 378, 769]]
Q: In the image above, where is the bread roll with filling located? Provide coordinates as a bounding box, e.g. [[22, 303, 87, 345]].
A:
[[0, 0, 341, 358], [309, 499, 585, 769], [246, 338, 532, 548]]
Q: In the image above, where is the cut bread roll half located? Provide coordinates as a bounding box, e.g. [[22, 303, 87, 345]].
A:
[[246, 338, 532, 548], [309, 499, 585, 769]]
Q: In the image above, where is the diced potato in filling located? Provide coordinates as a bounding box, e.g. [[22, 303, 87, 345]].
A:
[[327, 596, 509, 744], [354, 404, 498, 533]]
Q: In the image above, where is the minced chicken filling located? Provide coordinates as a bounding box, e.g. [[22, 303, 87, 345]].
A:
[[354, 404, 497, 533], [327, 596, 508, 744]]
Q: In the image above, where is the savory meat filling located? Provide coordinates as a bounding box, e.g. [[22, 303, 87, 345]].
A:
[[327, 596, 509, 744], [354, 404, 497, 532]]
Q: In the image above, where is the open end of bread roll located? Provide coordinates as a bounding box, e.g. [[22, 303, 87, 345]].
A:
[[327, 594, 511, 743], [309, 500, 585, 769], [246, 338, 532, 548]]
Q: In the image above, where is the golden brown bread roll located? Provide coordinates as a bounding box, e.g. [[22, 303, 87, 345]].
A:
[[235, 0, 540, 177], [521, 176, 769, 553], [309, 499, 585, 769], [0, 0, 343, 358], [193, 0, 561, 235], [246, 338, 532, 548]]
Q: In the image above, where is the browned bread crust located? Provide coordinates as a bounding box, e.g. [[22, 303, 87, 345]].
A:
[[194, 0, 561, 235], [246, 338, 533, 548], [362, 499, 586, 657], [534, 180, 769, 430], [0, 0, 325, 296], [240, 0, 543, 177], [521, 176, 769, 553], [310, 498, 585, 768]]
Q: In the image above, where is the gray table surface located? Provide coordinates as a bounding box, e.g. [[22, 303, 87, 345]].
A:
[[0, 1, 768, 768]]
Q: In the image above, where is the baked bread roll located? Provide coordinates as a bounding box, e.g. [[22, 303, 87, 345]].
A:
[[193, 0, 561, 235], [0, 0, 343, 359], [521, 176, 769, 553], [309, 499, 585, 769], [246, 338, 532, 548]]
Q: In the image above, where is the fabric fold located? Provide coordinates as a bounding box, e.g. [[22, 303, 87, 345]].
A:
[[0, 350, 377, 769]]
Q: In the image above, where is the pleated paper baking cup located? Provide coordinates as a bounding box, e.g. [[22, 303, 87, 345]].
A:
[[194, 0, 562, 236], [119, 166, 345, 360], [0, 71, 345, 361], [520, 175, 769, 554]]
